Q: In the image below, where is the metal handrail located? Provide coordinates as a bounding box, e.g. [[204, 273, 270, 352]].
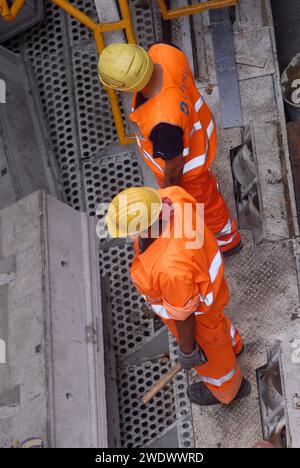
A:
[[0, 0, 240, 144], [0, 0, 25, 22], [156, 0, 239, 20], [52, 0, 136, 145]]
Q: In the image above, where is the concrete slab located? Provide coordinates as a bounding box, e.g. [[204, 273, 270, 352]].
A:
[[0, 191, 108, 448]]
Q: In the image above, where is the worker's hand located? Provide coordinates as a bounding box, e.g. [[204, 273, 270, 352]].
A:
[[178, 343, 207, 370]]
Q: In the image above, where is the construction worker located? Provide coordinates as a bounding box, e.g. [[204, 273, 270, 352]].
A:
[[106, 185, 251, 405], [99, 42, 242, 256]]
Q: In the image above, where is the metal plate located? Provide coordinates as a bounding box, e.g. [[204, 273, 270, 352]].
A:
[[209, 8, 243, 128]]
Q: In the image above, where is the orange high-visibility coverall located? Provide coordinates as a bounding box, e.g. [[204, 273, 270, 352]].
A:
[[130, 186, 243, 404], [130, 43, 240, 253]]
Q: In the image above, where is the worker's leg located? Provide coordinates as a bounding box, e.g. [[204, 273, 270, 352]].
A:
[[183, 170, 241, 254], [225, 316, 243, 355], [162, 310, 244, 405]]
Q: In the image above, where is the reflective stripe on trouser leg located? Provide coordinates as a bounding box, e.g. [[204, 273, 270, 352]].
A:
[[225, 317, 243, 355], [202, 367, 243, 404], [160, 300, 244, 404], [186, 171, 241, 253], [215, 217, 241, 253]]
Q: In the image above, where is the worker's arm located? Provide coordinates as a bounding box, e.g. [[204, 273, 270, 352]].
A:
[[163, 154, 184, 188], [176, 313, 207, 369], [176, 313, 196, 354], [161, 271, 206, 368]]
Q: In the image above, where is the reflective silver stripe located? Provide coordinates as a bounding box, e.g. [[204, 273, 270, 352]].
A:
[[183, 154, 206, 174], [230, 324, 236, 347], [209, 250, 222, 283], [136, 135, 141, 148], [152, 304, 205, 318], [200, 367, 237, 387], [183, 147, 190, 157], [193, 121, 202, 132], [199, 291, 214, 306], [207, 119, 215, 139], [143, 150, 164, 173], [216, 218, 232, 238], [217, 233, 236, 247], [195, 96, 204, 112], [151, 304, 171, 319]]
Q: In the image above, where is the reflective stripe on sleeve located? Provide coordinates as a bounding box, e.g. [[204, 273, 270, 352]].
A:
[[183, 154, 206, 174], [209, 250, 223, 283], [190, 121, 202, 136], [143, 149, 164, 173], [230, 324, 236, 347], [207, 119, 215, 139], [195, 96, 204, 112], [183, 147, 190, 157], [151, 304, 171, 319], [199, 291, 214, 306]]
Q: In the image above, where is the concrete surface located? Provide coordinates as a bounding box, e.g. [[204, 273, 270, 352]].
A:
[[0, 191, 108, 448]]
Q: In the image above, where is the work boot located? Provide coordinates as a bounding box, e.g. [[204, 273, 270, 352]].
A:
[[222, 241, 243, 258], [187, 377, 251, 406]]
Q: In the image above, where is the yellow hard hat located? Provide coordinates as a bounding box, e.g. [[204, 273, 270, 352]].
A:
[[106, 187, 162, 238], [98, 43, 154, 92]]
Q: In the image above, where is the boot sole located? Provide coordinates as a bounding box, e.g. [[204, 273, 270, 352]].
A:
[[223, 241, 243, 258]]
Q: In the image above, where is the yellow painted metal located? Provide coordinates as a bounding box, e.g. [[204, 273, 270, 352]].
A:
[[157, 0, 239, 20], [0, 0, 25, 22], [51, 0, 136, 145]]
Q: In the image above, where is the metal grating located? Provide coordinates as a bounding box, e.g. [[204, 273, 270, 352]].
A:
[[169, 335, 195, 448], [83, 152, 143, 214], [99, 242, 154, 358], [19, 1, 84, 210], [67, 0, 97, 46], [72, 44, 119, 158], [118, 359, 177, 447], [130, 0, 159, 48]]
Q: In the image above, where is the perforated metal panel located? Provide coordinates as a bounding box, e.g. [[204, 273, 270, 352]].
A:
[[20, 1, 84, 210], [118, 359, 177, 447], [130, 0, 159, 48], [169, 335, 195, 448], [83, 152, 143, 214], [100, 242, 154, 357], [67, 0, 97, 45]]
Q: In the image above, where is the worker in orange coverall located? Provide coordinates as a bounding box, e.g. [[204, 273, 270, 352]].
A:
[[99, 42, 242, 257], [105, 185, 251, 405]]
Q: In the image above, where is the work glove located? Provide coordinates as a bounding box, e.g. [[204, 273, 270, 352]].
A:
[[178, 343, 207, 370]]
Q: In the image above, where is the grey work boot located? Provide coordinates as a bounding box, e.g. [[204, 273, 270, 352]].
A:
[[187, 377, 251, 406]]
